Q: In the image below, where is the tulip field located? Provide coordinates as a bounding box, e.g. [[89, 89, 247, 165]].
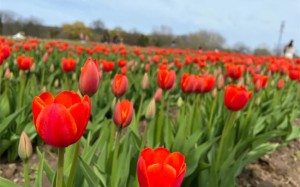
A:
[[0, 37, 300, 187]]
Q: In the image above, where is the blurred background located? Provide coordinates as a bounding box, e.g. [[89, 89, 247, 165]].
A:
[[0, 0, 299, 55]]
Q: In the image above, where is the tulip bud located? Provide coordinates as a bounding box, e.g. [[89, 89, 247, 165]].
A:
[[255, 79, 262, 91], [50, 64, 55, 72], [217, 75, 224, 90], [54, 79, 59, 88], [212, 88, 217, 99], [79, 59, 101, 97], [111, 97, 117, 112], [4, 68, 11, 79], [30, 62, 36, 72], [145, 99, 156, 120], [177, 97, 184, 107], [42, 52, 49, 62], [113, 99, 134, 128], [18, 131, 32, 160], [255, 96, 261, 106], [277, 79, 284, 90], [141, 73, 149, 90], [154, 88, 163, 102]]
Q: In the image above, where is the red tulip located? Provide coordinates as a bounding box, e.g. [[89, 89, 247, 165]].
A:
[[32, 91, 91, 147], [157, 69, 176, 90], [113, 99, 133, 128], [180, 74, 195, 93], [62, 58, 76, 72], [252, 74, 268, 88], [17, 55, 33, 70], [224, 85, 252, 111], [195, 74, 216, 93], [137, 147, 186, 187], [277, 79, 284, 90], [111, 74, 128, 97], [289, 70, 300, 81], [102, 60, 115, 72], [154, 88, 163, 102], [118, 59, 127, 67], [79, 59, 100, 96], [226, 65, 243, 80]]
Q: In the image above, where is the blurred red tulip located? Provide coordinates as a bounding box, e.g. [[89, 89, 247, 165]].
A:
[[277, 79, 284, 90], [154, 88, 163, 102], [137, 147, 186, 187], [180, 74, 195, 93], [113, 99, 133, 128], [224, 85, 252, 111], [226, 65, 243, 80], [112, 74, 128, 97], [62, 57, 76, 72], [17, 55, 33, 70], [32, 91, 91, 147], [157, 69, 176, 90]]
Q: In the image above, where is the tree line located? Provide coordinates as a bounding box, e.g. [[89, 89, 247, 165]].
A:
[[0, 10, 273, 56]]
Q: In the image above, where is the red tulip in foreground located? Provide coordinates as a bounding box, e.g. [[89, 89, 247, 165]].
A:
[[113, 99, 133, 128], [157, 69, 176, 90], [79, 59, 100, 96], [32, 91, 91, 147], [224, 85, 252, 111], [137, 147, 186, 187]]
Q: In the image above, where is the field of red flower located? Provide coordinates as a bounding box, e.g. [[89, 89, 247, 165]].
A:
[[0, 37, 300, 187]]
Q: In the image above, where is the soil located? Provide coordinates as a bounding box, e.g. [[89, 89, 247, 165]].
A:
[[1, 139, 300, 187]]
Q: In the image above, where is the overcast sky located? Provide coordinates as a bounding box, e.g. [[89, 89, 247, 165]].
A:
[[1, 0, 300, 53]]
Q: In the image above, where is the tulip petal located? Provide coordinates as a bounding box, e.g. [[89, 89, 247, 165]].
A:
[[164, 152, 186, 176], [147, 163, 176, 187], [54, 91, 82, 108], [141, 147, 170, 167], [68, 97, 91, 141], [35, 103, 77, 147], [137, 157, 150, 187], [39, 92, 54, 105], [32, 97, 47, 125]]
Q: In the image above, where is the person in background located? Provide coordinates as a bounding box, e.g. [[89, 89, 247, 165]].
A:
[[171, 40, 176, 48], [284, 40, 295, 59]]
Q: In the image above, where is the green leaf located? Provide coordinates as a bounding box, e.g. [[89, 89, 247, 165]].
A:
[[37, 148, 54, 183], [34, 152, 45, 187], [78, 157, 101, 187], [0, 106, 27, 136], [0, 177, 21, 187]]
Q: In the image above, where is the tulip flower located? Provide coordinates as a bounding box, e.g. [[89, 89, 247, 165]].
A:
[[61, 57, 76, 72], [111, 74, 128, 97], [17, 55, 33, 70], [252, 74, 268, 88], [195, 74, 216, 93], [141, 73, 150, 90], [79, 59, 100, 96], [113, 99, 133, 128], [180, 74, 195, 93], [32, 91, 91, 147], [154, 88, 163, 102], [18, 131, 32, 161], [226, 65, 243, 80], [224, 85, 252, 111], [277, 79, 284, 90], [157, 69, 176, 90], [137, 147, 186, 187]]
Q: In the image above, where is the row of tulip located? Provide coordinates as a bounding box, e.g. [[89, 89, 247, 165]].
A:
[[0, 37, 300, 187]]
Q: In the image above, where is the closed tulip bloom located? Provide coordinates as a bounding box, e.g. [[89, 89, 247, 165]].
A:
[[145, 99, 156, 120], [79, 59, 100, 96], [62, 58, 76, 72], [226, 65, 243, 80], [154, 88, 163, 102], [195, 74, 216, 93], [252, 74, 268, 88], [17, 55, 33, 70], [224, 85, 252, 111], [180, 74, 195, 93], [111, 74, 128, 97], [18, 131, 33, 160], [32, 91, 91, 147], [137, 147, 186, 187], [289, 70, 300, 80], [113, 99, 133, 128], [277, 79, 284, 90], [141, 73, 150, 90], [157, 69, 176, 90]]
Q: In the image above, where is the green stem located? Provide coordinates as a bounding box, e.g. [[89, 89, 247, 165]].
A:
[[0, 65, 3, 94], [24, 159, 30, 187], [56, 148, 65, 187], [109, 122, 115, 155], [140, 120, 150, 150], [64, 73, 69, 90], [208, 96, 217, 139], [216, 111, 237, 169], [136, 93, 145, 123], [67, 141, 80, 187], [155, 94, 165, 146], [110, 128, 122, 187], [18, 72, 26, 109]]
